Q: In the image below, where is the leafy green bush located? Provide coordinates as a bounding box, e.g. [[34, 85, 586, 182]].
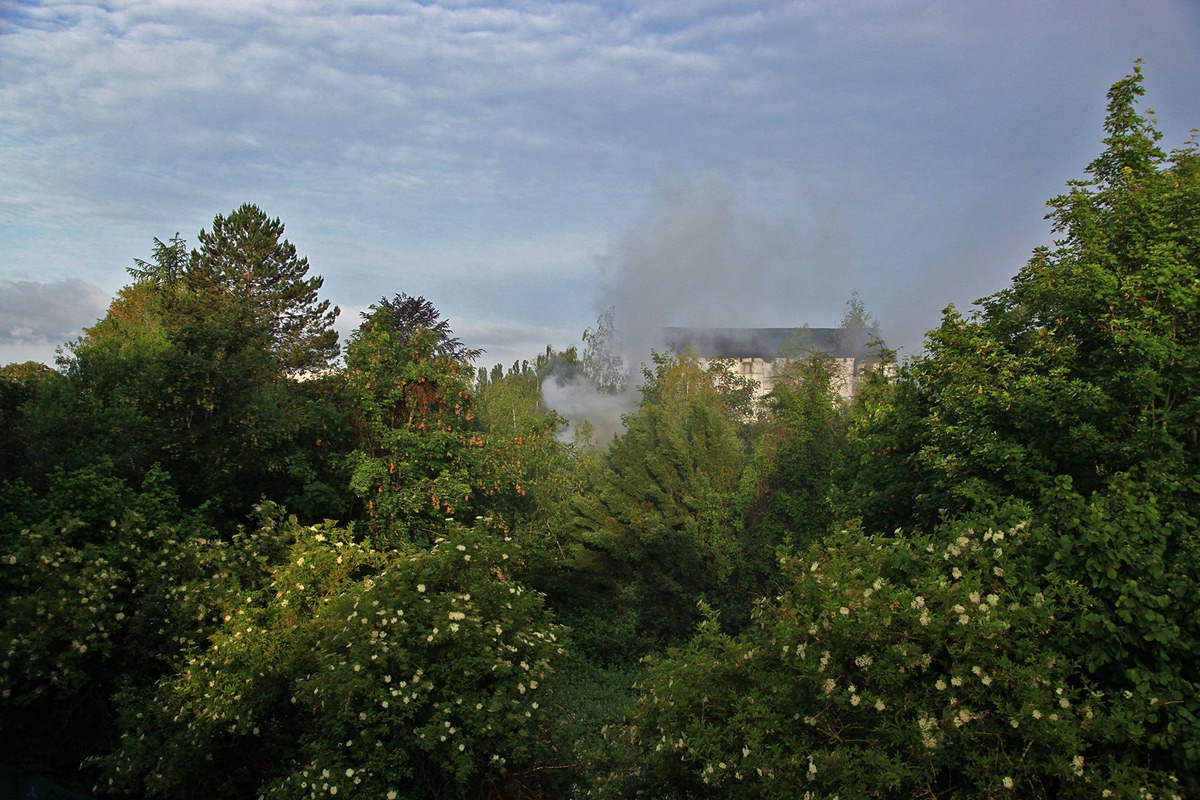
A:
[[834, 66, 1200, 785], [0, 463, 269, 788], [100, 520, 570, 800], [624, 520, 1181, 799]]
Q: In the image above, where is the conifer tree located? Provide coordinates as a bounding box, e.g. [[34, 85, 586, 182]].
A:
[[559, 353, 746, 657], [191, 203, 339, 372], [126, 233, 188, 289]]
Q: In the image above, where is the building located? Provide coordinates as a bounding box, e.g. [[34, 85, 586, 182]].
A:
[[663, 327, 879, 403]]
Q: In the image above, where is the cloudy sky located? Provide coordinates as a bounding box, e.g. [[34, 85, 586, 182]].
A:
[[2, 0, 1198, 370]]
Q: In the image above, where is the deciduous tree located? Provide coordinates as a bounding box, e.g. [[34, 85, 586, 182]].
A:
[[841, 64, 1200, 785], [345, 295, 540, 547]]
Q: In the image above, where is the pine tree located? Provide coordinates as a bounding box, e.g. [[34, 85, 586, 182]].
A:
[[191, 203, 339, 372], [126, 233, 188, 288], [560, 354, 745, 656]]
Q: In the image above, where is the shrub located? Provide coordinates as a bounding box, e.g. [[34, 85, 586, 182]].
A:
[[101, 520, 570, 800], [625, 520, 1181, 799]]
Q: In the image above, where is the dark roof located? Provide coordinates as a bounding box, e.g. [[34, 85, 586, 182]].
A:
[[663, 327, 861, 359]]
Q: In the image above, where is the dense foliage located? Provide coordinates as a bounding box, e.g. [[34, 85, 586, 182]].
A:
[[99, 521, 569, 800], [553, 354, 750, 659], [2, 67, 1196, 798], [841, 64, 1200, 787], [627, 520, 1178, 798]]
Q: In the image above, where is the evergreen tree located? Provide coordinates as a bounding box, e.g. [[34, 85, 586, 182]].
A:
[[127, 232, 188, 289], [192, 203, 339, 372], [735, 354, 846, 602], [835, 289, 883, 361], [25, 225, 344, 525], [558, 353, 746, 658]]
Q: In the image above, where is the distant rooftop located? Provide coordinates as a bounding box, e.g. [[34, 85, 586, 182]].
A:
[[663, 327, 863, 360]]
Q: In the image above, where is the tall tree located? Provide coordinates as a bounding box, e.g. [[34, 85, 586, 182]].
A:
[[841, 64, 1200, 786], [371, 293, 482, 362], [24, 226, 343, 524], [835, 289, 883, 360], [127, 232, 188, 289], [557, 353, 746, 658], [191, 203, 339, 372], [581, 306, 628, 392], [735, 353, 846, 602], [345, 295, 539, 547]]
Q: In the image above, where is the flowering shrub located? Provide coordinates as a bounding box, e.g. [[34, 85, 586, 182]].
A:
[[0, 463, 266, 785], [834, 67, 1200, 787], [625, 520, 1181, 798], [101, 519, 570, 800]]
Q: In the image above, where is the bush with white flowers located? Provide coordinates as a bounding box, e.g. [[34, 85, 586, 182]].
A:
[[101, 518, 569, 800], [624, 519, 1181, 799]]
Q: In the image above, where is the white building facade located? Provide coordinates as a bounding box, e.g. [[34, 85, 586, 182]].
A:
[[663, 327, 879, 404]]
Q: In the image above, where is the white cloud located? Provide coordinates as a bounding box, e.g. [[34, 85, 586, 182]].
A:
[[0, 278, 111, 349], [363, 230, 603, 281], [1, 0, 767, 187]]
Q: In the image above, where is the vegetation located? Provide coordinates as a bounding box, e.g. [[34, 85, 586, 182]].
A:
[[1, 67, 1195, 798]]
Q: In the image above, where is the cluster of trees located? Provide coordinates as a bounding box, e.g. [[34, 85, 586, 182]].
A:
[[2, 67, 1197, 798]]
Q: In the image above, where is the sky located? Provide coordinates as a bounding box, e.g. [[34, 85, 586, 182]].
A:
[[2, 0, 1199, 371]]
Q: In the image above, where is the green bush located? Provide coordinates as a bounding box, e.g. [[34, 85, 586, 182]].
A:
[[625, 520, 1181, 799], [0, 463, 259, 788], [101, 520, 570, 800]]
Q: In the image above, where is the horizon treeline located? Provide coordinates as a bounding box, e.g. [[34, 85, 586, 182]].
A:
[[2, 66, 1198, 799]]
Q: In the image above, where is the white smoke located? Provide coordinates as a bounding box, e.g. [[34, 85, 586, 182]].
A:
[[539, 370, 639, 447], [597, 175, 788, 367], [538, 174, 895, 447], [537, 176, 793, 446]]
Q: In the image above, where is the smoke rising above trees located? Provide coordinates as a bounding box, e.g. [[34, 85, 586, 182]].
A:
[[593, 176, 894, 369], [531, 178, 894, 445]]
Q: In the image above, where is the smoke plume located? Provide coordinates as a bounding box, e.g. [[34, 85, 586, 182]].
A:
[[597, 176, 793, 366], [539, 174, 902, 444], [539, 369, 639, 447]]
